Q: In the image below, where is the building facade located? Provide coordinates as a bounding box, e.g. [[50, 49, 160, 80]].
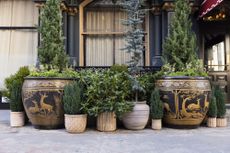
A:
[[0, 0, 230, 102]]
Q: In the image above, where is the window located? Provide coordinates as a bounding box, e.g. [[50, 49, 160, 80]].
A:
[[207, 41, 226, 71], [0, 0, 38, 89], [82, 1, 146, 66]]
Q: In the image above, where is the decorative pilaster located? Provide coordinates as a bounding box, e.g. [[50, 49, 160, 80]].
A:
[[151, 5, 163, 67]]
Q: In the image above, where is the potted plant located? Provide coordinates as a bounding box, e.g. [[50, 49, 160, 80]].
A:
[[207, 93, 217, 128], [21, 0, 78, 129], [121, 0, 150, 130], [85, 70, 132, 132], [4, 67, 30, 127], [214, 86, 227, 127], [155, 0, 211, 128], [150, 88, 163, 130], [63, 82, 87, 133]]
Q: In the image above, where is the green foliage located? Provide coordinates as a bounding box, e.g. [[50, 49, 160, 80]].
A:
[[207, 93, 217, 118], [162, 62, 208, 77], [9, 81, 24, 112], [38, 0, 68, 72], [63, 82, 83, 115], [122, 0, 145, 101], [110, 64, 128, 73], [4, 67, 30, 112], [150, 88, 163, 119], [213, 85, 226, 118], [84, 70, 133, 118], [162, 0, 207, 77], [29, 69, 79, 78]]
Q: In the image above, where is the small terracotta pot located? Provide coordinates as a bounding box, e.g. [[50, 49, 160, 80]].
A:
[[207, 117, 216, 128], [152, 119, 162, 130], [10, 112, 25, 127], [216, 118, 227, 127], [64, 114, 87, 133], [97, 112, 116, 132]]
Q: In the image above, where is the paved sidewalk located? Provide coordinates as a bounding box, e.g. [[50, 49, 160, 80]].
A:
[[1, 110, 230, 153]]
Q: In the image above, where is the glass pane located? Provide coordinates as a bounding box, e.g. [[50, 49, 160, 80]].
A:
[[207, 42, 225, 71], [85, 35, 113, 66]]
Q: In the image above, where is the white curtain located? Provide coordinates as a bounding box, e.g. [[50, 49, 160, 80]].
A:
[[85, 9, 134, 66], [0, 0, 38, 89]]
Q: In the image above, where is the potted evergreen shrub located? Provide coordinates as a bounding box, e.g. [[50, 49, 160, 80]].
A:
[[155, 0, 211, 128], [121, 0, 150, 130], [4, 67, 30, 127], [150, 88, 163, 130], [207, 93, 217, 128], [22, 0, 78, 129], [85, 70, 132, 132], [63, 82, 87, 133], [214, 86, 227, 127]]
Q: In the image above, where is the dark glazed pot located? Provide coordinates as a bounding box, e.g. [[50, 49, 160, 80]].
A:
[[156, 76, 211, 129], [22, 77, 73, 129]]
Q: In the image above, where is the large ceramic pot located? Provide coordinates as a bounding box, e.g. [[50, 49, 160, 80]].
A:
[[22, 77, 73, 129], [122, 101, 149, 130], [156, 76, 211, 129]]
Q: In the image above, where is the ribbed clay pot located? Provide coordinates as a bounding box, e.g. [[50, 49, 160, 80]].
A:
[[156, 76, 211, 129], [216, 118, 227, 127], [22, 77, 73, 129], [122, 101, 150, 130], [65, 114, 87, 133], [152, 119, 162, 130], [97, 112, 116, 132], [207, 117, 216, 128], [10, 112, 25, 127]]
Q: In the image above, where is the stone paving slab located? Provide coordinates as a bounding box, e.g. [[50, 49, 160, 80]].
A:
[[1, 110, 230, 153]]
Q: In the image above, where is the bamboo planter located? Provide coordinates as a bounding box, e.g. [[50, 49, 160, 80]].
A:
[[207, 117, 216, 128], [64, 114, 87, 133], [10, 112, 25, 127], [97, 112, 116, 132], [216, 118, 227, 127]]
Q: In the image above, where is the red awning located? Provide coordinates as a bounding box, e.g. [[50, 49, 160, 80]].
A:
[[199, 0, 224, 18]]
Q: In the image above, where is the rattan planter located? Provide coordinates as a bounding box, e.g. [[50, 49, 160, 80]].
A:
[[10, 112, 25, 127], [151, 119, 162, 130], [216, 118, 227, 127], [64, 114, 87, 133], [207, 117, 216, 128], [122, 101, 149, 130], [97, 112, 116, 132]]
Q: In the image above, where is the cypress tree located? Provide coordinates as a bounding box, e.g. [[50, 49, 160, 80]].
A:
[[38, 0, 68, 72], [150, 88, 163, 119], [163, 0, 197, 72], [214, 86, 226, 118]]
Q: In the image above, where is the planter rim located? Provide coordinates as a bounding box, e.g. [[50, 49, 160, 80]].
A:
[[159, 76, 210, 80], [65, 114, 87, 117], [24, 76, 75, 80], [127, 101, 146, 104]]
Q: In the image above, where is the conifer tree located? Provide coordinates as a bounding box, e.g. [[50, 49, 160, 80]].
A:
[[38, 0, 68, 72], [122, 0, 145, 101], [163, 0, 197, 72]]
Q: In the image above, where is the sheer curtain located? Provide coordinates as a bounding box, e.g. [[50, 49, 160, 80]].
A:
[[85, 9, 133, 66], [0, 0, 38, 89]]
